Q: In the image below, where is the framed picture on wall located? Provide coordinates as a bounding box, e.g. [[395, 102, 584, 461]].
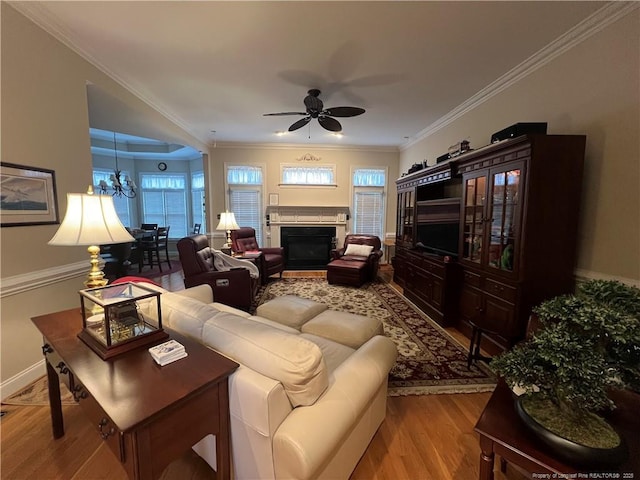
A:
[[0, 162, 59, 227]]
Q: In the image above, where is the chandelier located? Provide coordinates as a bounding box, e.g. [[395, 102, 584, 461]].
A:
[[98, 132, 137, 199]]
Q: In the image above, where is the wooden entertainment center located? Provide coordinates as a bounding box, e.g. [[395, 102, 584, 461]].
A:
[[394, 134, 586, 350]]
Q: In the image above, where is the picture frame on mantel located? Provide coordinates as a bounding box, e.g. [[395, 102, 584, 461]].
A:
[[0, 162, 59, 227], [269, 193, 279, 206]]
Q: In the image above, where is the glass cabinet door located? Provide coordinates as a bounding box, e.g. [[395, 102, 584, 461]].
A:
[[462, 175, 487, 264], [396, 189, 414, 245], [487, 167, 521, 272]]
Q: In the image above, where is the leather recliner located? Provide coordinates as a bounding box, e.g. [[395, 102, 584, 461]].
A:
[[230, 227, 285, 280], [330, 234, 384, 282], [177, 234, 258, 311]]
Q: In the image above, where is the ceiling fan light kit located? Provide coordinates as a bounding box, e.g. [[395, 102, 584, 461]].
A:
[[264, 89, 365, 133]]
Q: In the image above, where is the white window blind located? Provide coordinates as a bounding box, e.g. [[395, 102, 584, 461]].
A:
[[227, 165, 264, 244], [191, 171, 206, 233], [281, 165, 335, 185], [353, 168, 386, 240], [140, 173, 187, 238], [230, 189, 263, 245], [93, 169, 132, 227]]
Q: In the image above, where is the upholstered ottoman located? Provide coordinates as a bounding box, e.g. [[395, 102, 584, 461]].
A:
[[255, 294, 328, 329], [301, 310, 383, 349], [326, 259, 367, 287]]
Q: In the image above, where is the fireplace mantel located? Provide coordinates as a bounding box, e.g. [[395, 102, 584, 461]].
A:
[[266, 206, 350, 225], [266, 206, 350, 249]]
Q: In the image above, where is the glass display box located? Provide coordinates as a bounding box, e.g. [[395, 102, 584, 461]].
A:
[[78, 282, 168, 359]]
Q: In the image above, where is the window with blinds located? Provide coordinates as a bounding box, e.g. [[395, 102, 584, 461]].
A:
[[140, 173, 188, 238], [352, 168, 386, 240], [93, 169, 132, 227], [191, 171, 206, 233], [281, 165, 335, 185], [227, 165, 263, 244]]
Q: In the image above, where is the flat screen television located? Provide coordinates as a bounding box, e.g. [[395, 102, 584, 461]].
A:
[[416, 222, 460, 258]]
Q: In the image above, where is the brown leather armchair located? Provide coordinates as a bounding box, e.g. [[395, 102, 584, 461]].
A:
[[330, 234, 383, 281], [230, 227, 285, 280], [177, 235, 258, 311]]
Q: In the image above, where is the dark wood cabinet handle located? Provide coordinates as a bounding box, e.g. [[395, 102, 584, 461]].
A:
[[98, 417, 115, 440], [72, 385, 88, 402], [56, 362, 69, 375]]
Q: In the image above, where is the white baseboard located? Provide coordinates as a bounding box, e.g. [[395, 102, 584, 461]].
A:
[[1, 359, 46, 402]]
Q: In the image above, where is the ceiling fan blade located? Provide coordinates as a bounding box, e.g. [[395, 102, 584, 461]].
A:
[[288, 117, 312, 132], [318, 116, 342, 132], [323, 106, 365, 117], [264, 112, 307, 116]]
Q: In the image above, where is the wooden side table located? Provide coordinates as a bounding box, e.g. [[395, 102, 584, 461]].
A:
[[474, 381, 639, 480], [235, 251, 266, 285], [32, 308, 239, 480]]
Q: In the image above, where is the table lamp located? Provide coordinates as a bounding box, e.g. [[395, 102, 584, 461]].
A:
[[48, 186, 135, 288], [216, 211, 239, 249]]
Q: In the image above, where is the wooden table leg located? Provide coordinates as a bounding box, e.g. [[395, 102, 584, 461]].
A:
[[216, 381, 232, 480], [45, 358, 64, 439], [478, 434, 495, 480]]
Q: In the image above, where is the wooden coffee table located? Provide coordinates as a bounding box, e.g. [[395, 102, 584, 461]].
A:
[[475, 381, 639, 480], [32, 308, 239, 480]]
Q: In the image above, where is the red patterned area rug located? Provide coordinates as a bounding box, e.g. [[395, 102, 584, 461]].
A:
[[254, 278, 497, 396]]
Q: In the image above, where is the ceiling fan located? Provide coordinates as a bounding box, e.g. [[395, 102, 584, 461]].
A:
[[264, 89, 365, 133]]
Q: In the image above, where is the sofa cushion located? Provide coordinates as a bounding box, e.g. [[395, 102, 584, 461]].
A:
[[256, 295, 328, 329], [300, 333, 355, 375], [201, 313, 328, 407], [301, 310, 383, 349], [156, 293, 329, 407]]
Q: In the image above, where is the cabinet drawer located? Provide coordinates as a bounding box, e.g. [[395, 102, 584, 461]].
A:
[[485, 278, 517, 303], [78, 388, 124, 462], [44, 348, 73, 392], [420, 258, 445, 277], [462, 269, 481, 288]]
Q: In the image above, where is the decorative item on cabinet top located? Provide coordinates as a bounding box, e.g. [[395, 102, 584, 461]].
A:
[[397, 159, 456, 187]]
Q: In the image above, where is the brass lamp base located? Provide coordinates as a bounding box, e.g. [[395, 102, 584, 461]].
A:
[[85, 245, 108, 290]]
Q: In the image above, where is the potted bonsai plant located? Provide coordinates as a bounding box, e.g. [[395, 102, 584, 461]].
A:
[[491, 279, 640, 466]]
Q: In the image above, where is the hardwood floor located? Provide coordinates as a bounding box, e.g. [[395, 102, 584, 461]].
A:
[[0, 265, 526, 480]]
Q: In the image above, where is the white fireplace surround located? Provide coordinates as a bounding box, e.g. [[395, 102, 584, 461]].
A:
[[266, 206, 350, 248]]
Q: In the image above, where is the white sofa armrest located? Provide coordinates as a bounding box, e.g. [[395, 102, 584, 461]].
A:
[[194, 365, 293, 480], [273, 335, 397, 479], [174, 284, 214, 303]]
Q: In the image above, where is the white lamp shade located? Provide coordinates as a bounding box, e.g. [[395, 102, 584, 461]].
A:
[[216, 211, 240, 231], [48, 193, 135, 246]]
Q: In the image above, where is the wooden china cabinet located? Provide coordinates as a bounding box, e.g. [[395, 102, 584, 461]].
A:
[[394, 134, 586, 350], [394, 161, 463, 327]]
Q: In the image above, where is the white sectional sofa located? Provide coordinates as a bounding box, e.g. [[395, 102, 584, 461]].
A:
[[139, 283, 397, 480]]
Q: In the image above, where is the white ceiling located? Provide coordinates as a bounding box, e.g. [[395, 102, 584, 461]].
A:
[[13, 1, 614, 149]]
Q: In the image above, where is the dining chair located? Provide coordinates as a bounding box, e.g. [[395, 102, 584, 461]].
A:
[[138, 226, 171, 272]]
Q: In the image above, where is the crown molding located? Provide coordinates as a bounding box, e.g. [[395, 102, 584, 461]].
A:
[[402, 2, 639, 151], [8, 1, 210, 147], [210, 141, 399, 153]]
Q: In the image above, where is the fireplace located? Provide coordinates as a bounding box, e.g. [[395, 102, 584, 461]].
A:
[[281, 226, 336, 269]]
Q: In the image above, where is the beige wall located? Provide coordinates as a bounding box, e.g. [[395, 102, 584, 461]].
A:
[[0, 4, 207, 390], [207, 145, 399, 247], [400, 10, 640, 283]]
